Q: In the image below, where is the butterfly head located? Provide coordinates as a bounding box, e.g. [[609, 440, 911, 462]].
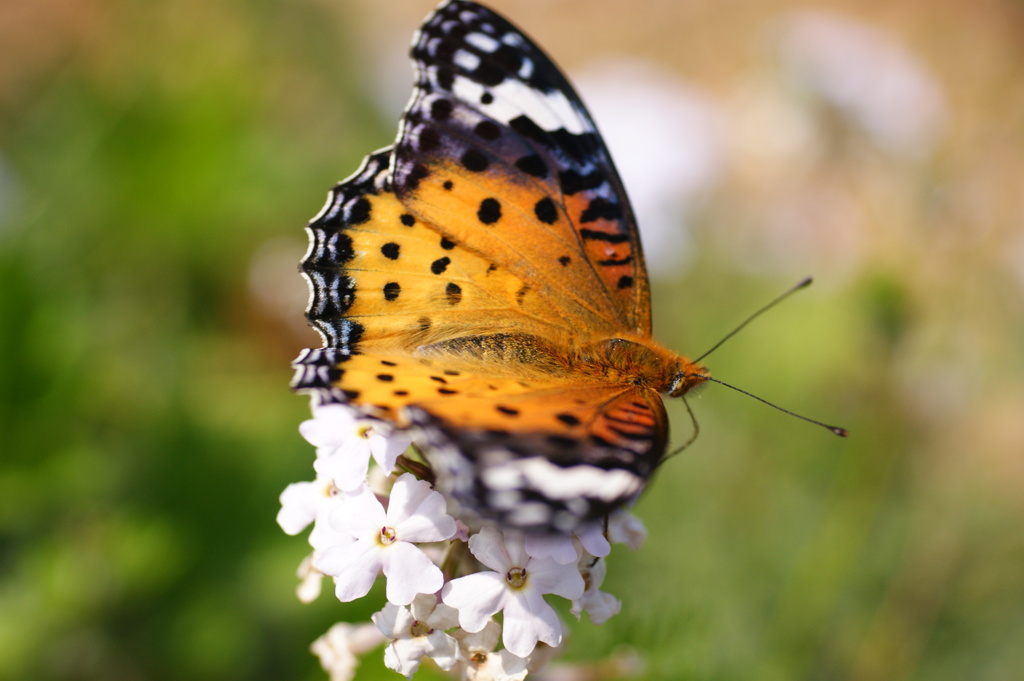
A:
[[668, 359, 710, 398]]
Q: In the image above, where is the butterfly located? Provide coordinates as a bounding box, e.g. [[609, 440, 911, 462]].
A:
[[292, 0, 708, 533]]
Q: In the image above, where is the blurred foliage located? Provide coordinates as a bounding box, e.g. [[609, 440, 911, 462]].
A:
[[2, 1, 1023, 681]]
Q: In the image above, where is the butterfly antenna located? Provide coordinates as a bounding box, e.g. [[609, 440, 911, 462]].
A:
[[690, 374, 848, 437], [694, 276, 814, 363]]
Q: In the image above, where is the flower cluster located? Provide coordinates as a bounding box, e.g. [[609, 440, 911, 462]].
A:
[[278, 403, 644, 680]]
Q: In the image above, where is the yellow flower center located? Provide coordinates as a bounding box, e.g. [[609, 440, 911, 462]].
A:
[[506, 566, 527, 589], [410, 620, 432, 637], [379, 526, 397, 546]]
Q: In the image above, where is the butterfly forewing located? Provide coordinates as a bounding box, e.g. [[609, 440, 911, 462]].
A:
[[304, 148, 572, 353], [394, 0, 652, 336]]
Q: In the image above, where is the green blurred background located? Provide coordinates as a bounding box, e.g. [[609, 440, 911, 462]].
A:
[[2, 1, 1023, 680]]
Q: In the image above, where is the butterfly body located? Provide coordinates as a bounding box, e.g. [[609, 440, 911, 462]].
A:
[[293, 0, 708, 532]]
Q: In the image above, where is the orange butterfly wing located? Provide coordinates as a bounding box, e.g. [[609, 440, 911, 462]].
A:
[[394, 1, 651, 336], [292, 348, 668, 529], [304, 149, 569, 354]]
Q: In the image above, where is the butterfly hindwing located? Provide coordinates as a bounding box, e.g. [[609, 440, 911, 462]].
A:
[[394, 0, 652, 336], [292, 347, 667, 531], [409, 384, 668, 531]]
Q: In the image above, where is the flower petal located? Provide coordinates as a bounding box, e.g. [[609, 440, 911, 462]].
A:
[[316, 540, 382, 603], [395, 492, 456, 544], [575, 521, 611, 558], [276, 481, 322, 535], [467, 526, 513, 573], [372, 602, 412, 639], [501, 590, 561, 657], [424, 631, 458, 671], [329, 485, 386, 539], [315, 446, 371, 493], [525, 557, 585, 600], [386, 474, 434, 523], [608, 510, 647, 549], [300, 405, 358, 448], [384, 638, 428, 678], [524, 532, 578, 565], [381, 541, 444, 606], [571, 587, 621, 624], [425, 602, 460, 631], [369, 430, 411, 472], [442, 572, 507, 632], [485, 650, 529, 681]]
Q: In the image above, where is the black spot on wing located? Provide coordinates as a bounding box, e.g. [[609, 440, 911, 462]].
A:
[[559, 169, 605, 195], [347, 197, 372, 225], [329, 232, 354, 263], [474, 120, 501, 140], [461, 148, 489, 172], [579, 198, 622, 223], [598, 256, 632, 267], [417, 126, 441, 152], [515, 154, 548, 179], [431, 98, 453, 120], [477, 198, 502, 225], [431, 257, 451, 274], [579, 228, 629, 244], [534, 197, 558, 224], [445, 282, 463, 305]]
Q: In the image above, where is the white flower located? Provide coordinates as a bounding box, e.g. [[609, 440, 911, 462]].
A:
[[296, 553, 325, 603], [575, 521, 612, 557], [524, 521, 610, 565], [315, 474, 457, 606], [442, 527, 585, 657], [373, 594, 460, 677], [453, 620, 529, 681], [310, 622, 386, 681], [276, 474, 338, 535], [300, 404, 411, 492], [608, 510, 647, 550], [570, 557, 621, 624]]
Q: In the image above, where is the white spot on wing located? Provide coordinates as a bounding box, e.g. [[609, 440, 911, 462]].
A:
[[453, 49, 480, 72], [466, 31, 500, 53], [502, 32, 525, 48], [518, 57, 534, 81], [485, 457, 643, 502], [451, 74, 591, 134]]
